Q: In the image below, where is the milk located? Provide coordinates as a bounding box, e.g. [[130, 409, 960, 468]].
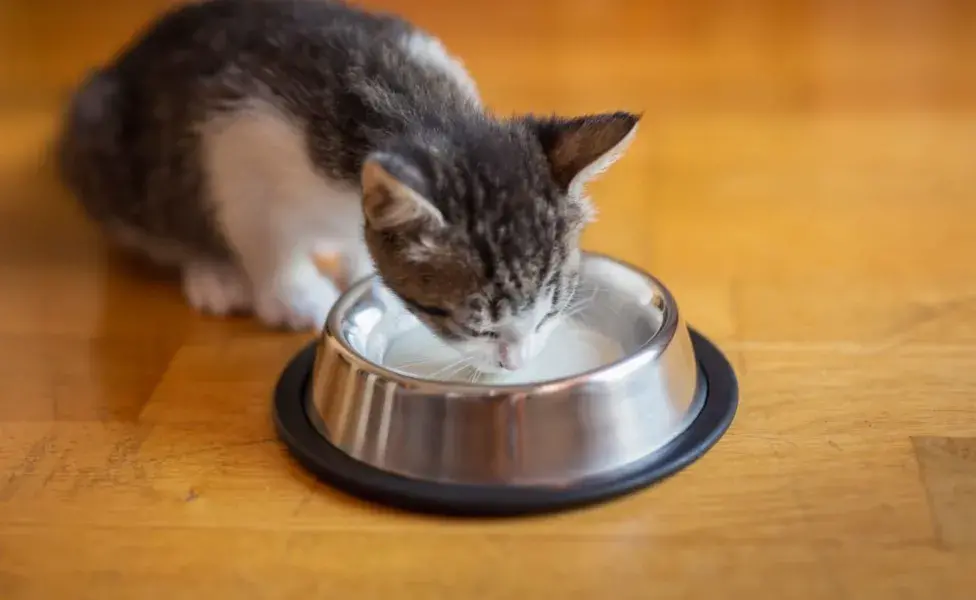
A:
[[382, 318, 625, 385]]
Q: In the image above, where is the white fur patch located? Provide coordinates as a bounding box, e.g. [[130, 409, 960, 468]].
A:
[[198, 100, 367, 331], [461, 292, 557, 372], [182, 261, 251, 316], [253, 259, 340, 330], [401, 31, 481, 105]]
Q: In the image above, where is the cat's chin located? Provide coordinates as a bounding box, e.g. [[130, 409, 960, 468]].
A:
[[433, 338, 514, 375], [441, 346, 509, 375], [447, 335, 551, 376]]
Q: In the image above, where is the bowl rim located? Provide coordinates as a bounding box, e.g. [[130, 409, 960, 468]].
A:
[[321, 250, 680, 396]]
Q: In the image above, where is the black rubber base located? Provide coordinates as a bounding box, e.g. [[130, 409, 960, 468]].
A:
[[273, 328, 738, 518]]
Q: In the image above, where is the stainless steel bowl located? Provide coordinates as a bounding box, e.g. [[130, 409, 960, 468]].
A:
[[305, 252, 708, 488]]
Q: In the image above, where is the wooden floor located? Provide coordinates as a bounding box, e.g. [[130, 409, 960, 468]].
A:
[[2, 0, 976, 597]]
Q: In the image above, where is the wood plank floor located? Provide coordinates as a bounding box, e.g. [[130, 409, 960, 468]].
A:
[[2, 0, 975, 597]]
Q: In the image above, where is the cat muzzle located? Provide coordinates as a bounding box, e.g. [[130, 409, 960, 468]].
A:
[[498, 341, 529, 371]]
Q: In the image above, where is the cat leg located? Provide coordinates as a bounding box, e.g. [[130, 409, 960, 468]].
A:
[[201, 104, 358, 331], [101, 220, 254, 318], [181, 260, 252, 316], [215, 200, 342, 331], [251, 250, 341, 331]]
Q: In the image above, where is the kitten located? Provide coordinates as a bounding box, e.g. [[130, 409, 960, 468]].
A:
[[55, 0, 640, 373]]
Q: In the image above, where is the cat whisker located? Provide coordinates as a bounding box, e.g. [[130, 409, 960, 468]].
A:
[[563, 285, 606, 313], [566, 286, 636, 321], [427, 354, 475, 380], [389, 355, 454, 370], [442, 360, 477, 381], [563, 300, 592, 315], [464, 367, 483, 384], [427, 360, 466, 379]]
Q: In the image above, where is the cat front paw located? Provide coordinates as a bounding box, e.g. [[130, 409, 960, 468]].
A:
[[182, 261, 252, 316], [254, 265, 340, 331]]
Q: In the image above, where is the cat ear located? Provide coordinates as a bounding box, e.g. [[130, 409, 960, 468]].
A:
[[529, 112, 640, 193], [361, 152, 445, 232]]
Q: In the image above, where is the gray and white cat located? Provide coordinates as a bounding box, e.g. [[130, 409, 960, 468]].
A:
[[55, 0, 640, 373]]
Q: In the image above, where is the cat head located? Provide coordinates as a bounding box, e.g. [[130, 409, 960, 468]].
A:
[[361, 111, 639, 374]]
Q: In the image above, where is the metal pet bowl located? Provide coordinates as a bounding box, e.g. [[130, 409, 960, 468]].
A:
[[273, 252, 737, 516]]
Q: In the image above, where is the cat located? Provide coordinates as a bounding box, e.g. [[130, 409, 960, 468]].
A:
[[55, 0, 640, 373]]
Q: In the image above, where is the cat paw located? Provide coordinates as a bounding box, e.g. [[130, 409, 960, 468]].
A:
[[254, 264, 340, 331], [182, 262, 252, 316]]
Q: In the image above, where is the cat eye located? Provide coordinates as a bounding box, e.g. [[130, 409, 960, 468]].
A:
[[400, 297, 450, 318], [455, 323, 497, 339]]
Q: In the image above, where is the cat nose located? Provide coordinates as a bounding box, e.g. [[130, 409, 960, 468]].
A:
[[498, 341, 527, 370]]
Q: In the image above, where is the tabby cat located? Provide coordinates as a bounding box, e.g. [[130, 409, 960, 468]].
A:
[[56, 0, 640, 372]]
